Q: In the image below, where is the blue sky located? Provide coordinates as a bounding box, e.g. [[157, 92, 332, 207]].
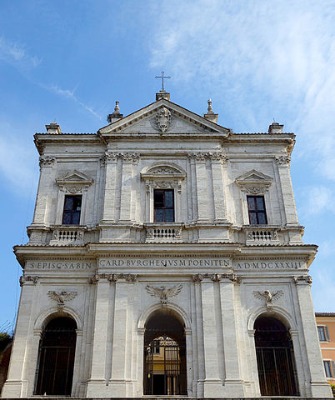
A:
[[1, 0, 335, 330]]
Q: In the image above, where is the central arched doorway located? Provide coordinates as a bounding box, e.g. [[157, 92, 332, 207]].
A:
[[254, 315, 299, 396], [144, 309, 187, 395]]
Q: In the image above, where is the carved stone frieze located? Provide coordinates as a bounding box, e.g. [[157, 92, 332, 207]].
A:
[[19, 275, 39, 286], [146, 284, 182, 304]]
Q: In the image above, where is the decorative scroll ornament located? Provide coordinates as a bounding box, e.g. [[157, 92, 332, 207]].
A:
[[253, 290, 283, 308], [48, 291, 77, 307], [146, 284, 183, 304], [20, 276, 39, 286], [155, 107, 171, 133]]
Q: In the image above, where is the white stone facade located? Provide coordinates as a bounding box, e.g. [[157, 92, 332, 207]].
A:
[[2, 93, 332, 398]]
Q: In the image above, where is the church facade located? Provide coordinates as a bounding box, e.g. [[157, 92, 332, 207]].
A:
[[2, 91, 332, 398]]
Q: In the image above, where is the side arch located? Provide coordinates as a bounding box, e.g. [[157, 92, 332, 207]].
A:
[[247, 305, 296, 332], [34, 307, 83, 332]]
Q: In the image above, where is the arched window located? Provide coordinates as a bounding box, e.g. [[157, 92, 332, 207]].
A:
[[144, 310, 187, 395], [34, 316, 77, 395], [254, 316, 299, 396]]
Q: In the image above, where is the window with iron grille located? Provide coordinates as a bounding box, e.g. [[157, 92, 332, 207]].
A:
[[247, 195, 267, 225], [154, 189, 174, 222], [62, 195, 82, 225]]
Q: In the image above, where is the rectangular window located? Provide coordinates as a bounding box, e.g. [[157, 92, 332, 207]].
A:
[[324, 361, 333, 378], [62, 195, 82, 225], [154, 189, 174, 222], [318, 325, 329, 341], [247, 195, 268, 225]]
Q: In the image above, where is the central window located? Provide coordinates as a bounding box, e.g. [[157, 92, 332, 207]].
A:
[[154, 189, 175, 222]]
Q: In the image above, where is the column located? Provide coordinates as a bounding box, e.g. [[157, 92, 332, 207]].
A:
[[275, 156, 299, 225], [219, 275, 244, 396], [119, 153, 139, 222], [2, 278, 38, 398], [110, 274, 137, 396], [195, 153, 209, 221], [32, 157, 56, 226], [211, 154, 228, 222], [295, 276, 332, 398], [200, 275, 222, 396], [87, 274, 114, 396], [101, 152, 119, 222]]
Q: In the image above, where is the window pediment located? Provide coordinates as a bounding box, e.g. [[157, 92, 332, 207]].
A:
[[141, 165, 186, 180], [56, 170, 93, 193], [236, 170, 272, 194]]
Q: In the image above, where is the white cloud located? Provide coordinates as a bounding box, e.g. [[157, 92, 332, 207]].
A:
[[299, 185, 335, 217], [0, 132, 38, 195], [0, 36, 40, 69], [43, 84, 102, 120], [148, 0, 335, 171]]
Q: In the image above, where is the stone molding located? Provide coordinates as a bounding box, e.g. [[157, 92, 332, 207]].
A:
[[103, 151, 140, 164]]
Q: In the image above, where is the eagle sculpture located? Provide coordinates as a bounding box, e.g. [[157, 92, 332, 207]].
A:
[[253, 289, 283, 306], [48, 291, 77, 306], [145, 284, 183, 304]]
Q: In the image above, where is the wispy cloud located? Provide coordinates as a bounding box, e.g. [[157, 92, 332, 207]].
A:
[[299, 185, 335, 218], [0, 36, 40, 69], [43, 83, 102, 120], [148, 0, 335, 175], [0, 129, 37, 195]]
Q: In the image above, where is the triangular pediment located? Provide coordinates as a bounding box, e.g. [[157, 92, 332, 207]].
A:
[[235, 170, 272, 194], [56, 170, 94, 186], [98, 99, 230, 137]]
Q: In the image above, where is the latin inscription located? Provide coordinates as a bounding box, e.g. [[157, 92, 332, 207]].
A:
[[99, 258, 230, 268], [235, 261, 303, 270], [26, 261, 94, 270]]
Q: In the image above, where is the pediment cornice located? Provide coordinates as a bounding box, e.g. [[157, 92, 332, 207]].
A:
[[98, 99, 231, 137]]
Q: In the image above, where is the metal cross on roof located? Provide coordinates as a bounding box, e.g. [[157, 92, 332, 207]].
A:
[[155, 71, 171, 92]]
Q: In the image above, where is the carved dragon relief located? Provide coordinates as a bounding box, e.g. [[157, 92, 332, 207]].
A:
[[146, 284, 183, 305]]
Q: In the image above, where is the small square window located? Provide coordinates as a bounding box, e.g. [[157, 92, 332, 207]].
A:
[[62, 195, 82, 225], [247, 195, 267, 225], [154, 189, 174, 222]]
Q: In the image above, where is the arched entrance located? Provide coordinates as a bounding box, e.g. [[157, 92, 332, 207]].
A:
[[254, 315, 299, 396], [34, 316, 77, 395], [143, 309, 187, 395]]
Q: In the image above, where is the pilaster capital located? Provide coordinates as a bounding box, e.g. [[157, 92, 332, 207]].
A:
[[20, 275, 39, 286], [275, 155, 291, 165], [294, 275, 312, 285], [39, 156, 55, 168]]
